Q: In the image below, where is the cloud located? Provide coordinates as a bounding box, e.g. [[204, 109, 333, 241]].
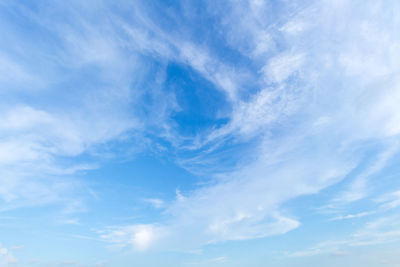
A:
[[0, 243, 17, 266], [2, 0, 400, 261], [375, 190, 400, 210], [0, 0, 160, 211], [10, 246, 24, 251], [332, 142, 400, 205], [262, 52, 304, 83], [143, 198, 165, 209], [99, 224, 166, 251], [291, 214, 400, 257], [98, 0, 400, 252], [329, 211, 375, 221], [57, 218, 80, 225], [185, 256, 227, 266], [100, 126, 357, 250]]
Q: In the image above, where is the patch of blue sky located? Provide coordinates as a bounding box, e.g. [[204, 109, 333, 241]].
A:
[[166, 63, 230, 136]]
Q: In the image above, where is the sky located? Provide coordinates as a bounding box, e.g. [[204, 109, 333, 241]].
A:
[[1, 0, 400, 266]]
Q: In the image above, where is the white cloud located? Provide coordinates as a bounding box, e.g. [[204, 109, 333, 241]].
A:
[[99, 0, 400, 252], [290, 215, 400, 257], [100, 224, 165, 252], [2, 0, 400, 260], [57, 218, 80, 225], [329, 211, 375, 221], [375, 190, 400, 210], [0, 243, 17, 266], [10, 246, 24, 251], [0, 102, 135, 210], [0, 52, 43, 90], [101, 126, 359, 250], [144, 198, 165, 209], [332, 141, 400, 205], [0, 2, 153, 211], [185, 256, 227, 266], [262, 52, 304, 83]]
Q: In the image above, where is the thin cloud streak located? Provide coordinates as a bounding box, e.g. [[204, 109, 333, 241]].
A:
[[99, 0, 400, 251]]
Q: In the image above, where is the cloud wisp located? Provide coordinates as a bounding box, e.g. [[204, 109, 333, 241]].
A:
[[1, 1, 400, 265], [99, 0, 400, 252]]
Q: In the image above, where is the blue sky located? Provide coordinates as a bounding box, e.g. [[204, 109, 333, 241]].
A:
[[1, 0, 400, 266]]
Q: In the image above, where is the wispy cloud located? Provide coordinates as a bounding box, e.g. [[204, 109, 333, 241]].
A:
[[98, 0, 400, 252], [291, 214, 400, 257], [0, 243, 17, 266], [143, 198, 165, 209], [185, 256, 227, 266], [375, 190, 400, 210], [2, 0, 400, 264], [329, 211, 375, 221]]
